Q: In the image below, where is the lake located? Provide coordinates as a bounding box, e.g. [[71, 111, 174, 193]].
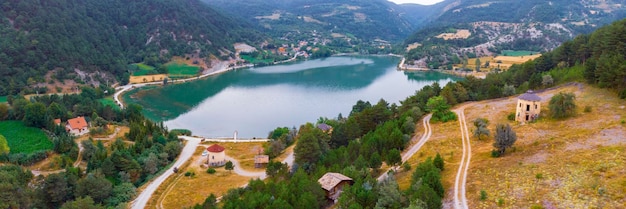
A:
[[123, 56, 460, 138]]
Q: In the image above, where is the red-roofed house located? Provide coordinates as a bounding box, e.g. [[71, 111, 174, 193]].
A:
[[206, 144, 226, 167], [66, 117, 89, 136], [54, 119, 61, 126]]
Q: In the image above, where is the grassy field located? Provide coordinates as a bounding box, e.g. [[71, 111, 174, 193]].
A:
[[146, 147, 253, 208], [165, 63, 200, 76], [131, 63, 156, 76], [457, 54, 542, 72], [395, 118, 464, 206], [241, 54, 273, 64], [501, 50, 538, 56], [394, 84, 626, 208], [98, 97, 120, 111], [0, 121, 53, 154], [0, 96, 6, 103]]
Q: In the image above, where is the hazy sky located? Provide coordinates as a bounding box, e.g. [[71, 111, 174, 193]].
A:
[[388, 0, 445, 5]]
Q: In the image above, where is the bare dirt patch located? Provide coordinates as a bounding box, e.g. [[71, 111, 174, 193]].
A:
[[436, 29, 471, 40], [303, 16, 324, 24], [254, 13, 281, 20], [406, 42, 422, 52]]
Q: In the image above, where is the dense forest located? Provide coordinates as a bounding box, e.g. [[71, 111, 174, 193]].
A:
[[0, 0, 262, 96], [195, 17, 626, 209], [0, 86, 183, 208]]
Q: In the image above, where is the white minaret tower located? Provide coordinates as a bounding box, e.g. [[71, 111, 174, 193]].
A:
[[234, 130, 238, 143]]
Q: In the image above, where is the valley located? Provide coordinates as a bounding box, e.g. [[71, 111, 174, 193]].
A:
[[0, 0, 625, 208]]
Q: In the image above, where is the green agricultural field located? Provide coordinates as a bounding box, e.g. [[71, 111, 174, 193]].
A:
[[0, 121, 53, 154], [501, 50, 538, 56], [131, 63, 156, 76], [166, 63, 200, 76], [0, 96, 6, 103], [241, 55, 274, 64], [98, 97, 120, 110]]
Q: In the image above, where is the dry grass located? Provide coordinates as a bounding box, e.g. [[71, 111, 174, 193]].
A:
[[406, 42, 422, 52], [273, 144, 295, 162], [147, 142, 269, 208], [436, 29, 471, 40], [457, 54, 542, 72], [129, 74, 167, 84], [395, 119, 464, 207], [460, 84, 626, 208]]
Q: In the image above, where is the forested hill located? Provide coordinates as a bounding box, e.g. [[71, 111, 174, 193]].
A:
[[402, 0, 626, 67], [204, 0, 416, 41], [0, 0, 261, 96]]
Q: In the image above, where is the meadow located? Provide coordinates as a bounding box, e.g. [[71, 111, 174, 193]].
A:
[[131, 63, 156, 76], [0, 96, 6, 103], [165, 63, 200, 76], [501, 50, 538, 56], [98, 97, 120, 111], [0, 121, 53, 154]]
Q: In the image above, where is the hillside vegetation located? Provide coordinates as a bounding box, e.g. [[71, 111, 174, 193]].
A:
[[403, 0, 626, 69], [0, 0, 262, 96]]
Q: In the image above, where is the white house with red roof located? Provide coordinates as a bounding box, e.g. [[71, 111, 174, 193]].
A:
[[206, 144, 226, 167], [65, 116, 89, 136]]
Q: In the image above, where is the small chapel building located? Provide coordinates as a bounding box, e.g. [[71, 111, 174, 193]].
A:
[[516, 90, 541, 122], [206, 144, 226, 167]]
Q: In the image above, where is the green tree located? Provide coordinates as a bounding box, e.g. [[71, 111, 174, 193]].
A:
[[426, 96, 456, 122], [472, 118, 490, 140], [225, 161, 234, 172], [502, 84, 516, 97], [433, 153, 444, 171], [60, 196, 105, 209], [76, 173, 113, 204], [385, 149, 402, 167], [294, 127, 323, 166], [542, 74, 554, 87], [493, 124, 517, 156], [23, 102, 48, 128], [105, 183, 136, 206], [549, 92, 577, 119], [369, 151, 382, 170], [0, 134, 9, 154], [374, 176, 403, 209]]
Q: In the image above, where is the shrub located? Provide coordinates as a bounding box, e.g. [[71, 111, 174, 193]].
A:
[[206, 168, 216, 174], [480, 190, 487, 201], [497, 198, 505, 206], [549, 92, 577, 119], [531, 205, 545, 209], [507, 113, 515, 121], [584, 106, 592, 113], [171, 129, 192, 136], [491, 150, 500, 158], [402, 163, 412, 172], [620, 89, 626, 99]]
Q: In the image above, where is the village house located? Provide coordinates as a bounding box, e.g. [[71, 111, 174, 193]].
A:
[[317, 123, 333, 134], [206, 144, 226, 167], [53, 118, 61, 126], [65, 116, 89, 136], [318, 172, 353, 202], [516, 90, 541, 122]]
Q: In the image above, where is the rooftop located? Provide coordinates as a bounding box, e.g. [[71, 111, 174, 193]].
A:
[[67, 117, 88, 130], [317, 123, 332, 131], [318, 172, 352, 191], [206, 144, 225, 153], [518, 90, 541, 101]]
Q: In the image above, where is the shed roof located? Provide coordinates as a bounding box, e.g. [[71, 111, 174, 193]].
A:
[[67, 117, 88, 130], [318, 172, 353, 191], [54, 119, 61, 125], [518, 90, 541, 101], [206, 144, 225, 153], [254, 155, 269, 164]]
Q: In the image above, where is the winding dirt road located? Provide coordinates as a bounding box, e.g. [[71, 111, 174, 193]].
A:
[[378, 114, 433, 181], [453, 106, 472, 209], [131, 137, 201, 209]]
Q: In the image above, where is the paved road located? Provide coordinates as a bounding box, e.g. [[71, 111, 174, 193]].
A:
[[453, 106, 472, 209], [378, 114, 433, 181], [131, 137, 201, 209]]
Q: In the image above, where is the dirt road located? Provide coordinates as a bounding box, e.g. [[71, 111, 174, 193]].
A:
[[453, 106, 472, 209], [378, 114, 433, 181], [131, 137, 201, 209]]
